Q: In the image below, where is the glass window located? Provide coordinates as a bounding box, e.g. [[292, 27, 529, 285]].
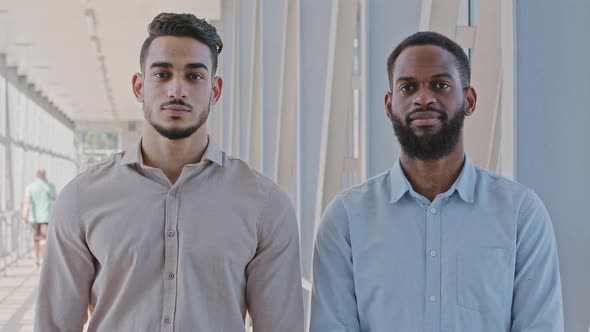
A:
[[0, 75, 5, 137]]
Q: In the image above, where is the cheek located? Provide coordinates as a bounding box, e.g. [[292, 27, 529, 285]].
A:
[[193, 82, 212, 95], [191, 87, 213, 103], [143, 93, 157, 107], [144, 80, 168, 94], [143, 85, 167, 102], [390, 101, 406, 116]]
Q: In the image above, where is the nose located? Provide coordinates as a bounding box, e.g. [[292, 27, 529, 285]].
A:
[[167, 78, 188, 99], [412, 85, 436, 108]]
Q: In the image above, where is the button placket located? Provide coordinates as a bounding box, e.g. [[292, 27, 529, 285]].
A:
[[162, 188, 179, 330], [425, 203, 442, 331]]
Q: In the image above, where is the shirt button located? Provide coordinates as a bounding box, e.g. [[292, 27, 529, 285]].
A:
[[168, 230, 175, 237], [430, 250, 437, 257], [164, 316, 171, 324], [168, 273, 175, 280], [430, 208, 437, 214], [430, 296, 437, 302]]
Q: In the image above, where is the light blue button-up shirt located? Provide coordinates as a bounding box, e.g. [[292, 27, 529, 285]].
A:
[[310, 156, 563, 332]]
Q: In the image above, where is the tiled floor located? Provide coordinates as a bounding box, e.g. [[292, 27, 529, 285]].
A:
[[0, 257, 39, 332]]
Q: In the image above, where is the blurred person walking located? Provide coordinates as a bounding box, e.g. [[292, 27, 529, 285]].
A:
[[21, 169, 56, 267]]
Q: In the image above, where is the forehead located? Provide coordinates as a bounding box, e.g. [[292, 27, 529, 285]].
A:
[[145, 36, 213, 68], [393, 44, 460, 80]]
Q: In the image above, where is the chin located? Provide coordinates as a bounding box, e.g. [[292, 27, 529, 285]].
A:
[[413, 128, 441, 137]]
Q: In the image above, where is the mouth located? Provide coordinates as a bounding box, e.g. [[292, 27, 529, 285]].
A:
[[409, 111, 442, 126], [161, 105, 191, 116], [410, 117, 441, 126]]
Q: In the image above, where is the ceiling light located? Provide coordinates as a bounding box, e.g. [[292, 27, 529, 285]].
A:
[[14, 42, 33, 47]]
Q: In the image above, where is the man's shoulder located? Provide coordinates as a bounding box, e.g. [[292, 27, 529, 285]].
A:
[[223, 154, 286, 198], [473, 165, 531, 196], [26, 181, 43, 194], [65, 153, 122, 188], [471, 165, 547, 217], [332, 169, 392, 208], [221, 155, 295, 222]]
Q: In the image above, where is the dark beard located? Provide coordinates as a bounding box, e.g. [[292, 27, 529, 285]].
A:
[[145, 104, 210, 140], [391, 104, 465, 160]]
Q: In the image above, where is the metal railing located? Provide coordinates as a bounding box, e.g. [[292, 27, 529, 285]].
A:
[[0, 210, 33, 275]]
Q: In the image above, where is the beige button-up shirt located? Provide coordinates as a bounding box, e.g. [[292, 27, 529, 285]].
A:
[[35, 139, 304, 332]]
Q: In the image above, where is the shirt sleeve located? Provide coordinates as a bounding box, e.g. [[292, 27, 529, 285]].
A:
[[310, 196, 360, 332], [245, 185, 304, 332], [34, 179, 96, 332], [25, 184, 32, 198], [48, 182, 57, 199], [511, 190, 564, 332]]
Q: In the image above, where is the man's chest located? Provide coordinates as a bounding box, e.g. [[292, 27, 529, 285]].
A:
[[82, 191, 260, 273]]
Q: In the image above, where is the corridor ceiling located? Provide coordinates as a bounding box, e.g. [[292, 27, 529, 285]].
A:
[[0, 0, 221, 121]]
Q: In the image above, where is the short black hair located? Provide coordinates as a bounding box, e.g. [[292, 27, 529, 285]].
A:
[[140, 13, 223, 73], [386, 31, 470, 89]]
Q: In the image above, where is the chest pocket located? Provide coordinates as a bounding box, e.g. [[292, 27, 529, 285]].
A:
[[457, 247, 510, 311]]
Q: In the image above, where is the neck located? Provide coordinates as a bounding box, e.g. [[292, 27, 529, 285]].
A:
[[399, 142, 465, 202], [140, 124, 209, 184]]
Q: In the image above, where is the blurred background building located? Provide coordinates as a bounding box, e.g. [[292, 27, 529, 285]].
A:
[[0, 0, 588, 330]]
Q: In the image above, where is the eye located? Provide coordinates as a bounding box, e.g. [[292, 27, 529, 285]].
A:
[[399, 84, 415, 93], [154, 72, 170, 79], [187, 73, 204, 80], [433, 82, 450, 90]]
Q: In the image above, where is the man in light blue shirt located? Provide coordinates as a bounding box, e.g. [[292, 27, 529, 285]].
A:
[[310, 32, 563, 331], [22, 169, 57, 267]]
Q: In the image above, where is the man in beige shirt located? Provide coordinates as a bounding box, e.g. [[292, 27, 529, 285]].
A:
[[35, 13, 304, 332]]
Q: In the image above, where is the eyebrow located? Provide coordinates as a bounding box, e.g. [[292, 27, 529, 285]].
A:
[[185, 63, 209, 71], [396, 76, 415, 83], [149, 61, 173, 69], [149, 62, 209, 72], [431, 73, 453, 79], [395, 72, 454, 83]]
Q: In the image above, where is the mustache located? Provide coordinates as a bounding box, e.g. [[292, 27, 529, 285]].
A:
[[406, 106, 448, 123], [161, 99, 193, 110]]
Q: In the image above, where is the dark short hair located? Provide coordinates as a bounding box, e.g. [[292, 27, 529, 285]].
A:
[[140, 13, 223, 73], [386, 31, 470, 89]]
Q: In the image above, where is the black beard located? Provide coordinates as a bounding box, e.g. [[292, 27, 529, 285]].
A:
[[145, 105, 210, 140], [391, 104, 465, 160]]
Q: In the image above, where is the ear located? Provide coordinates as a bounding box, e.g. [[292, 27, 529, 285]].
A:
[[464, 86, 477, 116], [132, 72, 144, 102], [210, 76, 223, 106], [384, 91, 394, 121]]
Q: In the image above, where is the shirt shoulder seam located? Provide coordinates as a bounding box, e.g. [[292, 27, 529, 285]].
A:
[[517, 189, 535, 224], [340, 170, 390, 198], [256, 180, 278, 249]]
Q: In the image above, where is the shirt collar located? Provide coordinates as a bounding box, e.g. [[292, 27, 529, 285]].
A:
[[451, 155, 476, 203], [389, 160, 412, 203], [389, 155, 476, 204], [120, 136, 224, 167]]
